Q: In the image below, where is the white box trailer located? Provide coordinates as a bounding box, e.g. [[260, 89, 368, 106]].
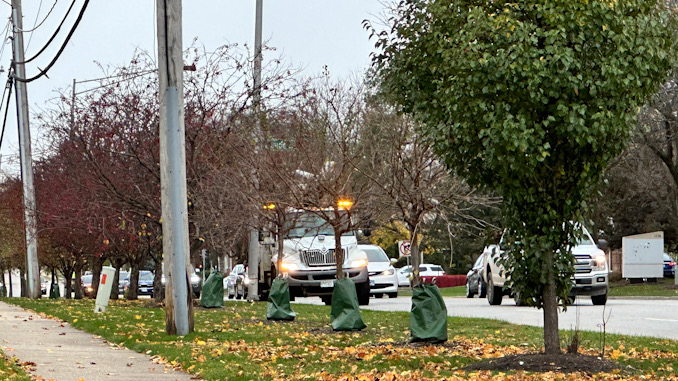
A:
[[622, 231, 664, 279]]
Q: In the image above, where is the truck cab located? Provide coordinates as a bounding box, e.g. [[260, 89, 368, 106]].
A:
[[274, 211, 370, 305], [481, 224, 609, 306]]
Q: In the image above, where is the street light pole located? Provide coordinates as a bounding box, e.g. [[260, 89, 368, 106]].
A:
[[11, 0, 40, 299]]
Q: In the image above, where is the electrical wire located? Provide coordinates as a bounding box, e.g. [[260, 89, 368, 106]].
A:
[[18, 0, 59, 33], [15, 0, 76, 65], [12, 0, 89, 83], [0, 71, 14, 153], [0, 20, 12, 64]]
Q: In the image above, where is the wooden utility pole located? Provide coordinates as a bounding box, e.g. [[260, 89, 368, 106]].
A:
[[11, 0, 40, 299], [156, 0, 193, 335]]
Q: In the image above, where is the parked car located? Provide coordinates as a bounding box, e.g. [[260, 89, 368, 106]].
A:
[[117, 271, 130, 294], [224, 264, 249, 299], [664, 253, 676, 278], [397, 264, 445, 287], [122, 270, 155, 297], [465, 255, 487, 298], [41, 277, 50, 295], [160, 267, 203, 298], [223, 270, 238, 299], [81, 275, 94, 297], [359, 244, 398, 298]]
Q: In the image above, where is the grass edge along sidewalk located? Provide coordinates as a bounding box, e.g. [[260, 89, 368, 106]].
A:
[[3, 297, 678, 380]]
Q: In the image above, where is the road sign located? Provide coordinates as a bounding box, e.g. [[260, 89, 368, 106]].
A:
[[398, 240, 411, 257]]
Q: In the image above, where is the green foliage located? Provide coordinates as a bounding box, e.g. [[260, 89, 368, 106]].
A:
[[375, 0, 677, 305]]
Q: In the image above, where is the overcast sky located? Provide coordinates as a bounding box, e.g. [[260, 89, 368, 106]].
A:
[[0, 0, 388, 175]]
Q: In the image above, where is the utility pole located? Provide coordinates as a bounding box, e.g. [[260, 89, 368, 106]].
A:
[[247, 0, 263, 301], [156, 0, 193, 335], [11, 0, 40, 299]]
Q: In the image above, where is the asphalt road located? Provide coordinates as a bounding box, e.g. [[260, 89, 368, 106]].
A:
[[293, 295, 678, 340]]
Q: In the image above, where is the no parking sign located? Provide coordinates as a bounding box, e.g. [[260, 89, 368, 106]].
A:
[[398, 240, 411, 257]]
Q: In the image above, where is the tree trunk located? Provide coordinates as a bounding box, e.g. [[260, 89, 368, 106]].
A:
[[91, 255, 106, 297], [127, 262, 140, 300], [543, 251, 561, 354], [19, 267, 26, 297], [153, 258, 163, 303], [8, 268, 13, 297], [334, 224, 344, 280], [63, 269, 72, 299], [110, 258, 124, 300], [73, 257, 84, 299], [410, 228, 421, 287]]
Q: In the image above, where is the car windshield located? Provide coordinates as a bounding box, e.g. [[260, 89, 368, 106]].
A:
[[664, 253, 674, 262], [82, 275, 92, 282], [364, 248, 388, 262], [140, 272, 154, 281], [284, 212, 353, 238]]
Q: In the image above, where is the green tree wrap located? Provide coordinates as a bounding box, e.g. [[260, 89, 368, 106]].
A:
[[199, 271, 224, 308], [266, 278, 297, 321], [330, 278, 366, 331], [49, 283, 60, 299], [410, 284, 447, 343]]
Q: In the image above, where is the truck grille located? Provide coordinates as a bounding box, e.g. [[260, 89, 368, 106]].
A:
[[301, 248, 346, 266], [574, 254, 593, 274]]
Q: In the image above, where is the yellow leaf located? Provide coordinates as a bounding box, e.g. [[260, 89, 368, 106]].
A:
[[197, 340, 206, 346], [72, 319, 78, 323], [135, 315, 141, 320]]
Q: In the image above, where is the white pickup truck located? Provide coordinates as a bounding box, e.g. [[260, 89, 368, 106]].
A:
[[480, 225, 609, 306]]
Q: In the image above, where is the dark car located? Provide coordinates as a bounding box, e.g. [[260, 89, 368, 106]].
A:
[[81, 275, 94, 297], [664, 253, 676, 278], [465, 255, 486, 298], [123, 270, 155, 297]]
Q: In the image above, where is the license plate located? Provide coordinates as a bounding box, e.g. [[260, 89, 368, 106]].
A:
[[370, 280, 375, 286], [320, 280, 334, 288], [141, 288, 148, 293]]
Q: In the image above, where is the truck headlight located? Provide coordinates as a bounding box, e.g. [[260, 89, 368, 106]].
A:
[[280, 262, 298, 272], [350, 258, 368, 268], [593, 255, 607, 270]]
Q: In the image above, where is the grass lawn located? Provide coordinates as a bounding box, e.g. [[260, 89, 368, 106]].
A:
[[0, 352, 35, 380], [398, 286, 466, 298], [608, 277, 678, 297], [3, 297, 678, 380]]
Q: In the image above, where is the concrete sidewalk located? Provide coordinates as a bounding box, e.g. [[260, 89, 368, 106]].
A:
[[0, 302, 196, 381]]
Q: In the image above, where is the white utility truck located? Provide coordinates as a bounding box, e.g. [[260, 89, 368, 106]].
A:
[[480, 224, 609, 305], [267, 210, 370, 305]]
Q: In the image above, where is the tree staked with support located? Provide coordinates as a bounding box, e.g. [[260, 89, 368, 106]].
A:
[[372, 0, 677, 354]]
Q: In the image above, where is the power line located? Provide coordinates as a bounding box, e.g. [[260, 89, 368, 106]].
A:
[[12, 0, 89, 83], [18, 0, 58, 33], [18, 0, 75, 65], [0, 70, 14, 153]]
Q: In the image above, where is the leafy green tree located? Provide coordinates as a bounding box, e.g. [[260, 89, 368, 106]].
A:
[[371, 0, 677, 353]]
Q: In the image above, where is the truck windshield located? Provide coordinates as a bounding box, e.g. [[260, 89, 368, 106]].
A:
[[284, 213, 353, 239]]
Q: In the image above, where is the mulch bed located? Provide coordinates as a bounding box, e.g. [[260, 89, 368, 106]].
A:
[[464, 352, 621, 373]]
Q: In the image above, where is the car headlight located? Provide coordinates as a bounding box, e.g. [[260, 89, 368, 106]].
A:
[[350, 258, 368, 268], [86, 287, 93, 292], [280, 262, 298, 272], [381, 268, 395, 276], [190, 274, 201, 285], [593, 255, 607, 270]]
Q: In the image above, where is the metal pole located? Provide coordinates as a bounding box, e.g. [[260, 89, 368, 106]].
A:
[[156, 0, 192, 335], [11, 1, 40, 299], [248, 0, 263, 301]]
